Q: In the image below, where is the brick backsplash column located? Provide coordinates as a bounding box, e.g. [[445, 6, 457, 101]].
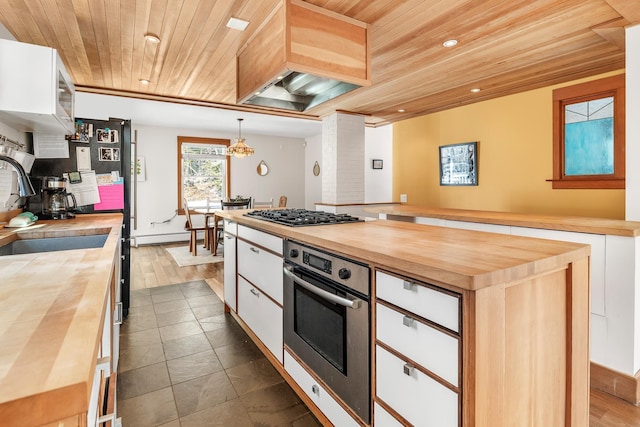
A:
[[321, 113, 365, 205]]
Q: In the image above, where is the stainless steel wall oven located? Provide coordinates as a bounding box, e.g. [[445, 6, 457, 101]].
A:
[[283, 240, 371, 423]]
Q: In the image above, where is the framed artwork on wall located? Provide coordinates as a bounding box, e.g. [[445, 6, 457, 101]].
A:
[[439, 141, 478, 186], [372, 159, 383, 169]]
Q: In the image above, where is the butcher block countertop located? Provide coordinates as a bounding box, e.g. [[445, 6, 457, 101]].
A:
[[0, 214, 123, 426], [219, 210, 591, 291], [364, 205, 640, 237]]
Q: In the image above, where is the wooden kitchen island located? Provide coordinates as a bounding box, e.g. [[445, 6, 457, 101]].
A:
[[218, 210, 591, 427], [0, 214, 123, 427]]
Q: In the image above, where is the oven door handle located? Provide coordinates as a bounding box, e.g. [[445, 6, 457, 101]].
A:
[[284, 265, 362, 309]]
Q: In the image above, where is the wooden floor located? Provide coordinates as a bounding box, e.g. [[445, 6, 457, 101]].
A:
[[130, 242, 640, 426]]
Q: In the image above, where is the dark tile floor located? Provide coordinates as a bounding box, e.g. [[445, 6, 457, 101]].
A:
[[117, 280, 322, 427]]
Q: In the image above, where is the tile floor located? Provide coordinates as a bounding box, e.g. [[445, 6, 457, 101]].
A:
[[117, 280, 322, 427]]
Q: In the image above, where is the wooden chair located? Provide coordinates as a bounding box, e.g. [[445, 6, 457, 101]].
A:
[[253, 198, 273, 208], [278, 195, 287, 207], [183, 198, 211, 256]]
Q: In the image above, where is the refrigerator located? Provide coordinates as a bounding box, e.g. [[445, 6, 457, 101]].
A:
[[28, 117, 132, 317]]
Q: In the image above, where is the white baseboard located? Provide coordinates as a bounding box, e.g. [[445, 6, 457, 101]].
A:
[[131, 232, 189, 246]]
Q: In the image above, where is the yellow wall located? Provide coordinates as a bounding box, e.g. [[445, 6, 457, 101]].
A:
[[393, 71, 626, 219]]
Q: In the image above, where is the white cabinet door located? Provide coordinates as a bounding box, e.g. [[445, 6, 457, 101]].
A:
[[238, 225, 282, 254], [376, 345, 458, 427], [374, 402, 404, 427], [238, 276, 283, 363], [444, 219, 510, 234], [237, 239, 283, 305], [376, 303, 459, 387], [284, 351, 360, 427], [223, 233, 237, 311], [376, 271, 460, 333]]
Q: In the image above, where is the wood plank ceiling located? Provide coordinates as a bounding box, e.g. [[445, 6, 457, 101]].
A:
[[0, 0, 637, 127]]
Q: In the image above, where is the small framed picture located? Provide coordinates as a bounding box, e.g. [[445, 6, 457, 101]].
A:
[[372, 159, 383, 169], [439, 141, 478, 186]]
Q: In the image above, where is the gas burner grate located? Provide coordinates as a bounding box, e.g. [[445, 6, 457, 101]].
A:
[[244, 209, 363, 227]]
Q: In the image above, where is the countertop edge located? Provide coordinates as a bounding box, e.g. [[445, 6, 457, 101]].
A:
[[363, 205, 640, 237]]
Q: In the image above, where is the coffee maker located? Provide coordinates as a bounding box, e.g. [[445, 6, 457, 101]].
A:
[[41, 176, 77, 219]]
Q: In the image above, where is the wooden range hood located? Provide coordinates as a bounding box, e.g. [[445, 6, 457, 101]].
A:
[[236, 0, 371, 112]]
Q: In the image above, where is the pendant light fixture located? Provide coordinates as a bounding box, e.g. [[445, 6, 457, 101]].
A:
[[227, 118, 254, 158]]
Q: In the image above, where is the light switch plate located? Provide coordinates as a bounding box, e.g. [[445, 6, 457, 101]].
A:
[[400, 194, 407, 203]]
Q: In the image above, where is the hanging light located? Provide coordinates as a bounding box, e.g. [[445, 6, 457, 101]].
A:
[[227, 118, 254, 158]]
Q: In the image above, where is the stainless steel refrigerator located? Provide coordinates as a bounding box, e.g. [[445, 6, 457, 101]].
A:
[[28, 118, 132, 317]]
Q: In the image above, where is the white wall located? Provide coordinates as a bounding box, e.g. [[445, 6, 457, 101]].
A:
[[305, 124, 393, 211], [365, 125, 393, 203], [304, 133, 322, 210], [0, 121, 29, 212], [624, 23, 640, 375], [129, 124, 306, 244]]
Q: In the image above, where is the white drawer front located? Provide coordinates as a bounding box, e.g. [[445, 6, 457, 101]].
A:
[[238, 277, 283, 363], [376, 303, 459, 387], [237, 239, 283, 305], [374, 402, 404, 427], [223, 219, 238, 236], [238, 225, 283, 254], [376, 271, 460, 333], [376, 345, 458, 427], [284, 351, 360, 427]]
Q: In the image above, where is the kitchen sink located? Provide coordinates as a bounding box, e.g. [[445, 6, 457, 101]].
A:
[[0, 234, 109, 256]]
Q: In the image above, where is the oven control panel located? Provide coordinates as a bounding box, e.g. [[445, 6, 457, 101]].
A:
[[285, 240, 370, 297]]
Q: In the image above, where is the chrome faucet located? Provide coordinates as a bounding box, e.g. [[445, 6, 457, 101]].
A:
[[0, 155, 36, 197]]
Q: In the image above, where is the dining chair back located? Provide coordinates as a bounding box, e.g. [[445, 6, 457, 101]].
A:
[[215, 198, 252, 248], [253, 198, 273, 208], [221, 198, 252, 210], [183, 198, 211, 256]]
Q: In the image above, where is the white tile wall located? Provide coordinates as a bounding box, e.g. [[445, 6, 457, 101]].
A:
[[322, 113, 365, 204]]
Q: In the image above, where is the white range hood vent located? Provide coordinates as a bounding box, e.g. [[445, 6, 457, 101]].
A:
[[243, 71, 360, 112]]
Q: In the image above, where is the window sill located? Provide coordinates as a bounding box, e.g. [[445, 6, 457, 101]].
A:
[[546, 178, 625, 189]]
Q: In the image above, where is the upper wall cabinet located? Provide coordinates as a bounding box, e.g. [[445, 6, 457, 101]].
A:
[[0, 39, 75, 134]]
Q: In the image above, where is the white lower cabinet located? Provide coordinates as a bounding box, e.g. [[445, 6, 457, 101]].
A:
[[223, 231, 237, 311], [284, 351, 360, 427], [238, 276, 283, 363], [375, 270, 461, 427], [376, 303, 459, 387], [374, 402, 404, 427], [376, 345, 458, 427]]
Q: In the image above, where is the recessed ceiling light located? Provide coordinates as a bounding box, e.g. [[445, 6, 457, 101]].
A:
[[398, 109, 406, 113], [144, 33, 160, 43], [442, 39, 458, 48], [470, 88, 481, 93], [139, 78, 150, 84], [227, 17, 250, 31]]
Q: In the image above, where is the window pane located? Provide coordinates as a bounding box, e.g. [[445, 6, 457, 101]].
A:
[[182, 157, 225, 207], [564, 97, 614, 176]]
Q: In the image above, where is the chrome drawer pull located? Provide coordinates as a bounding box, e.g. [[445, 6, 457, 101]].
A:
[[403, 280, 415, 291], [114, 302, 123, 325], [250, 289, 260, 297], [225, 235, 233, 240], [311, 384, 320, 395], [250, 247, 260, 254], [403, 363, 415, 376], [402, 315, 414, 327]]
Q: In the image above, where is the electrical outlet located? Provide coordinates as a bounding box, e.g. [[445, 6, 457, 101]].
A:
[[400, 194, 408, 203]]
